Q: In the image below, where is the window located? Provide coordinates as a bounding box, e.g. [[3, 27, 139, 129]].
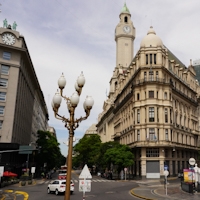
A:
[[146, 54, 148, 64], [164, 92, 167, 99], [157, 107, 159, 122], [172, 150, 175, 158], [150, 54, 152, 64], [1, 65, 10, 75], [0, 92, 6, 101], [154, 54, 157, 64], [114, 81, 118, 91], [0, 106, 5, 115], [149, 107, 154, 122], [165, 108, 168, 123], [156, 71, 158, 80], [149, 128, 156, 140], [177, 150, 179, 157], [149, 91, 154, 98], [137, 109, 140, 123], [3, 52, 11, 60], [170, 109, 172, 123], [0, 78, 8, 87], [137, 93, 140, 100], [0, 120, 3, 129], [165, 150, 168, 157], [165, 129, 168, 140], [144, 72, 147, 80], [137, 130, 140, 141], [149, 70, 154, 81], [124, 16, 128, 23], [146, 148, 159, 157]]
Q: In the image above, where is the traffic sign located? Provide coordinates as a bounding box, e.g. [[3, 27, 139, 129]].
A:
[[79, 164, 92, 179], [189, 158, 195, 166], [79, 180, 91, 192], [164, 170, 169, 177]]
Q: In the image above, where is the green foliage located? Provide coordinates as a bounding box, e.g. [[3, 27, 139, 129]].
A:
[[103, 144, 134, 172], [72, 135, 101, 168], [35, 130, 65, 171], [72, 137, 134, 173], [98, 141, 119, 169]]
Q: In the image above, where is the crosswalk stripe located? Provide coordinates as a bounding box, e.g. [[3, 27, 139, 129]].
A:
[[43, 179, 115, 184]]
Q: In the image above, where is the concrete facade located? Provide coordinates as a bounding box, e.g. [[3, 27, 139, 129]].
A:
[[97, 3, 200, 178], [0, 25, 49, 146]]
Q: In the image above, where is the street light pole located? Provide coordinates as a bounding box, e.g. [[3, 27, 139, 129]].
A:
[[26, 153, 29, 174], [52, 72, 94, 200]]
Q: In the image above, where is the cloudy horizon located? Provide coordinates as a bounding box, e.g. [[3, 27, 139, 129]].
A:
[[1, 0, 200, 156]]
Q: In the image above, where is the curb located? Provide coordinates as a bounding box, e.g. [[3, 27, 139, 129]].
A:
[[130, 188, 155, 200], [4, 190, 29, 200]]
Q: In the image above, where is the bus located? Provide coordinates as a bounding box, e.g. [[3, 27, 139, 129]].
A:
[[58, 165, 67, 180]]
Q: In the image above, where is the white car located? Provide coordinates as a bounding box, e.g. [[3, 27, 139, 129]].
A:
[[47, 179, 74, 195]]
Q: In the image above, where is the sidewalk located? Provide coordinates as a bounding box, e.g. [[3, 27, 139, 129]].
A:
[[131, 178, 200, 200]]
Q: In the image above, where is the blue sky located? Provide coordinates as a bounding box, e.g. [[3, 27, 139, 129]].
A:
[[1, 0, 200, 156]]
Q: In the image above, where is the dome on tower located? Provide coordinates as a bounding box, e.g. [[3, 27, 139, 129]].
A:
[[120, 3, 130, 14], [140, 26, 163, 48]]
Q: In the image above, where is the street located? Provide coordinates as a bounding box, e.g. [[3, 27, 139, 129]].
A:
[[0, 171, 139, 200]]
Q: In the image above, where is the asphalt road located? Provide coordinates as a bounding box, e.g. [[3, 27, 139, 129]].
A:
[[0, 171, 140, 200]]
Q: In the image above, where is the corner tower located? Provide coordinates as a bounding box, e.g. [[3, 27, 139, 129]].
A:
[[115, 3, 135, 68]]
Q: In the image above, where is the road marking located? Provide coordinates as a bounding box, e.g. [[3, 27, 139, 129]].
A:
[[2, 190, 29, 200]]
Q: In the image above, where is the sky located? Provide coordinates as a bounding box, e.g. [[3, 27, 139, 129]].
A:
[[1, 0, 200, 157]]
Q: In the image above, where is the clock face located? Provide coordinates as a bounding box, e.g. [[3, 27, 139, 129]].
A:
[[2, 33, 16, 45], [123, 25, 131, 33]]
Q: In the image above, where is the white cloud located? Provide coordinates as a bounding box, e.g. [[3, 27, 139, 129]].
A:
[[2, 0, 200, 156]]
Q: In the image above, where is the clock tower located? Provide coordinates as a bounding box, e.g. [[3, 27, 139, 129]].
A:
[[115, 3, 135, 68]]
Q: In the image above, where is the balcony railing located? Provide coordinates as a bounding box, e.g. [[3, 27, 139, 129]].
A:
[[132, 77, 170, 86]]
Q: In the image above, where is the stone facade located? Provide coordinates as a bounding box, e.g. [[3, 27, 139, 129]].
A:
[[97, 3, 200, 178]]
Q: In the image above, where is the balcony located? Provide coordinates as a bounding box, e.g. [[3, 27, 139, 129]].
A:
[[132, 77, 170, 87]]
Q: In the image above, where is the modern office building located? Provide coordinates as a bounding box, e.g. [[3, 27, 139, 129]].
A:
[[97, 3, 200, 178], [0, 21, 49, 170]]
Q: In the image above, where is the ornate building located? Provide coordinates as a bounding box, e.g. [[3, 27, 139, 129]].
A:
[[97, 3, 200, 178]]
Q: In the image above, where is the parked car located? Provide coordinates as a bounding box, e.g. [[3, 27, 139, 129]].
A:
[[47, 179, 74, 195]]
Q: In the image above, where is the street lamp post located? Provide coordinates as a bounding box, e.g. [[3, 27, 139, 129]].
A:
[[26, 142, 36, 175], [52, 72, 94, 200]]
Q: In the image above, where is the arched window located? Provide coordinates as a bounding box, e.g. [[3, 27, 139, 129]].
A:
[[115, 81, 118, 91], [124, 16, 128, 23]]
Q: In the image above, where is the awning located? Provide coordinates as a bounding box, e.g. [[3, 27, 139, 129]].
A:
[[3, 171, 17, 177]]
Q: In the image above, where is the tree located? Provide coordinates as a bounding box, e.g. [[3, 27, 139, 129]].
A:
[[35, 130, 64, 173], [98, 141, 119, 170], [103, 144, 134, 174], [72, 135, 101, 169]]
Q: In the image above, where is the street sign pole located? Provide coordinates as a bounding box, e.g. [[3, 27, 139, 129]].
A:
[[189, 158, 196, 193], [164, 170, 169, 196], [79, 164, 92, 200], [83, 177, 85, 200]]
